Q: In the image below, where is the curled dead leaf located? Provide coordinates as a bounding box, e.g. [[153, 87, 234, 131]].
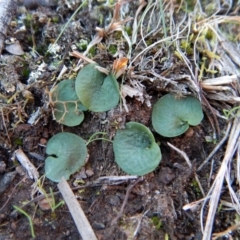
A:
[[112, 57, 128, 79]]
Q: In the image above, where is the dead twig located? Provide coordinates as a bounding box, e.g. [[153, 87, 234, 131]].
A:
[[70, 50, 96, 64], [58, 177, 97, 240], [183, 196, 211, 211], [0, 0, 17, 54], [200, 75, 238, 87], [111, 177, 143, 225], [14, 149, 39, 182]]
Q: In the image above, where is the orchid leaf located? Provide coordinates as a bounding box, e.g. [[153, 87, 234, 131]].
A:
[[51, 79, 86, 126], [152, 94, 203, 137], [45, 132, 87, 182], [113, 122, 161, 176], [75, 64, 119, 112]]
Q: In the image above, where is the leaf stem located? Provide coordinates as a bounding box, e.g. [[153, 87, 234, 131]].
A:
[[86, 132, 112, 146], [87, 138, 113, 145]]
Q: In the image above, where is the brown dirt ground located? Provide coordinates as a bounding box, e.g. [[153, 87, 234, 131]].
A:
[[0, 1, 239, 240]]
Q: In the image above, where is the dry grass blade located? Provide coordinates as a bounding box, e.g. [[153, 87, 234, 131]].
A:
[[221, 41, 240, 68], [200, 75, 238, 87], [237, 141, 240, 186], [197, 122, 232, 171], [201, 110, 240, 240], [183, 196, 211, 211], [70, 51, 96, 64], [131, 0, 147, 44]]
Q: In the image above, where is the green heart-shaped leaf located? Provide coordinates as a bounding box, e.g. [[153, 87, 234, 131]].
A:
[[51, 79, 86, 126], [75, 64, 119, 112], [45, 132, 87, 182], [152, 94, 203, 137], [113, 122, 162, 176]]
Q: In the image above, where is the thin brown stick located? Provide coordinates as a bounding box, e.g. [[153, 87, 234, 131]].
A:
[[111, 177, 143, 225], [15, 148, 39, 181]]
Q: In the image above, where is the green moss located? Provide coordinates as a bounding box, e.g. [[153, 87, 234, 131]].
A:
[[112, 31, 122, 40], [52, 16, 60, 23], [108, 44, 117, 55], [88, 46, 96, 57], [124, 26, 132, 36], [146, 39, 153, 46], [179, 0, 197, 12], [180, 40, 193, 54], [76, 39, 88, 51], [108, 0, 115, 5], [14, 138, 23, 146], [24, 13, 32, 28], [191, 179, 201, 196], [205, 28, 215, 41], [151, 216, 162, 230], [99, 13, 104, 26], [205, 3, 217, 16], [36, 44, 49, 55]]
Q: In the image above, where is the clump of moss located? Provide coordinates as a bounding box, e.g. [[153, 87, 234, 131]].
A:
[[151, 216, 162, 230], [108, 44, 118, 55], [76, 39, 88, 51]]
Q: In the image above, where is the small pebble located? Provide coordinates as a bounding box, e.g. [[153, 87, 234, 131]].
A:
[[40, 138, 47, 145], [85, 169, 94, 177], [42, 128, 49, 139], [185, 127, 194, 137], [92, 222, 105, 230], [11, 221, 17, 230], [0, 172, 17, 194], [158, 167, 175, 185], [109, 195, 120, 206], [78, 168, 87, 179], [0, 161, 6, 172]]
